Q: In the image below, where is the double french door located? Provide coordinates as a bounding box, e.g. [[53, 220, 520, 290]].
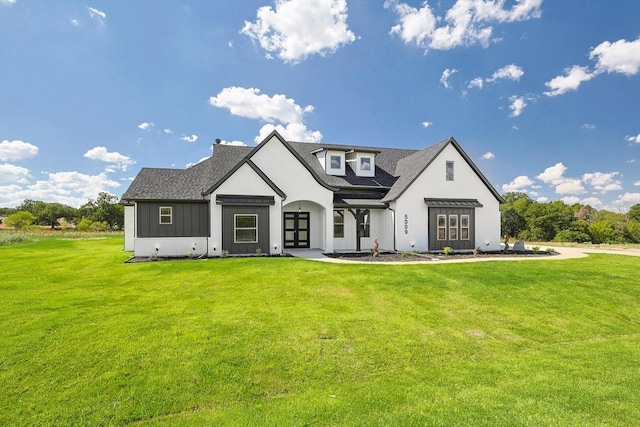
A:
[[284, 212, 310, 248]]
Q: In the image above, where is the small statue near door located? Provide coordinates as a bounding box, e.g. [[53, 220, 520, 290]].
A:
[[373, 235, 379, 257]]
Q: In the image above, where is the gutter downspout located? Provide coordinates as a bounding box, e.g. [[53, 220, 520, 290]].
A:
[[387, 206, 396, 252]]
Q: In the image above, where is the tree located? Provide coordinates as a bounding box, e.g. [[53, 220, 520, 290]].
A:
[[36, 203, 77, 229], [553, 220, 591, 243], [78, 192, 124, 230], [5, 211, 36, 230], [629, 204, 640, 223], [0, 207, 16, 216], [501, 207, 526, 240]]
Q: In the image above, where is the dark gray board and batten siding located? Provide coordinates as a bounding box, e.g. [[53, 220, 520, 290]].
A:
[[136, 202, 209, 238], [221, 205, 270, 254], [428, 207, 475, 251]]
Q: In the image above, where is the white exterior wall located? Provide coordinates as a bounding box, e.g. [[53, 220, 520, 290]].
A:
[[135, 237, 209, 258], [251, 135, 335, 252], [124, 205, 135, 251], [209, 162, 283, 255], [394, 143, 501, 252]]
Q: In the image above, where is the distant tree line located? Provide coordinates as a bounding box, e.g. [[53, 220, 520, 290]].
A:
[[1, 192, 124, 231], [501, 192, 640, 244]]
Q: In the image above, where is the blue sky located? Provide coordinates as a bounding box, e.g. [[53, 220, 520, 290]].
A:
[[1, 0, 639, 210]]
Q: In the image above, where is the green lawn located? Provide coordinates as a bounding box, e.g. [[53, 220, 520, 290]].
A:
[[1, 235, 639, 426]]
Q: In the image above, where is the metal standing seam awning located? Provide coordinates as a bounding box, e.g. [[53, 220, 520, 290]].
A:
[[423, 198, 484, 208], [216, 195, 276, 205], [333, 197, 388, 209]]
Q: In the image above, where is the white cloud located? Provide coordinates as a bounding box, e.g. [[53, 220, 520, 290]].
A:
[[210, 87, 311, 124], [537, 162, 567, 185], [487, 64, 524, 82], [440, 68, 457, 88], [590, 37, 640, 76], [256, 123, 322, 144], [508, 95, 527, 117], [481, 152, 495, 159], [468, 77, 483, 89], [469, 64, 523, 90], [0, 171, 120, 208], [0, 139, 39, 161], [625, 134, 640, 143], [555, 179, 586, 195], [180, 135, 198, 143], [580, 123, 596, 130], [581, 197, 603, 207], [186, 157, 210, 168], [219, 140, 248, 146], [618, 192, 640, 204], [561, 196, 580, 205], [88, 7, 106, 26], [83, 146, 135, 171], [421, 121, 433, 128], [536, 196, 548, 202], [544, 38, 640, 98], [138, 122, 154, 130], [634, 181, 640, 186], [241, 0, 356, 63], [385, 0, 542, 52], [210, 86, 321, 143], [582, 171, 622, 193], [0, 163, 30, 183], [0, 0, 17, 6], [502, 175, 534, 192], [543, 65, 595, 97], [164, 128, 173, 134], [70, 19, 79, 27]]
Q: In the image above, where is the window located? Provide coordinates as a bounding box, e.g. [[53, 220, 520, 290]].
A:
[[446, 161, 454, 181], [437, 215, 446, 240], [159, 206, 172, 224], [360, 210, 370, 238], [234, 214, 258, 243], [360, 157, 371, 171], [449, 215, 458, 240], [330, 155, 341, 169], [333, 210, 344, 238], [461, 215, 470, 240]]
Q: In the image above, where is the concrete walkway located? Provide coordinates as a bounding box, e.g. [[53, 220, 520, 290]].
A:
[[287, 246, 640, 264]]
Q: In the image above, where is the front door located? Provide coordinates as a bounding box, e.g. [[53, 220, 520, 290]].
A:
[[284, 212, 310, 248]]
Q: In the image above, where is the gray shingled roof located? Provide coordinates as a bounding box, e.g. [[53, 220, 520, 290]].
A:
[[287, 141, 418, 189], [121, 133, 503, 204], [121, 145, 251, 201]]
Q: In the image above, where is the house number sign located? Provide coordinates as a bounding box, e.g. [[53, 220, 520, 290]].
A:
[[404, 214, 409, 234]]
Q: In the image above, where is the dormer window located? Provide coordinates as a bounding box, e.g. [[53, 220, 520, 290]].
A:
[[352, 152, 375, 177], [330, 155, 341, 169]]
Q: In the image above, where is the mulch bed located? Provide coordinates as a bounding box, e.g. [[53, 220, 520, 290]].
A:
[[324, 250, 558, 262]]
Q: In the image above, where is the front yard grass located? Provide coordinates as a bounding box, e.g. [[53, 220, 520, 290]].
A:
[[1, 235, 639, 426]]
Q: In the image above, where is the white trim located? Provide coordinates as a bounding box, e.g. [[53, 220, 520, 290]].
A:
[[234, 214, 258, 243], [449, 214, 458, 240], [159, 206, 172, 225], [437, 214, 446, 241], [461, 215, 470, 240]]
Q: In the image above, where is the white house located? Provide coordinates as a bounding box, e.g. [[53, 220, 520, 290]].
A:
[[121, 130, 504, 257]]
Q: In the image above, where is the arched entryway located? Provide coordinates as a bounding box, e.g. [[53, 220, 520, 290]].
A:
[[283, 200, 326, 250]]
